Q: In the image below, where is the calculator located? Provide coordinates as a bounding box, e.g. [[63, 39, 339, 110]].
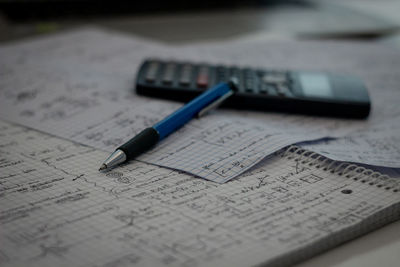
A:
[[135, 59, 371, 118]]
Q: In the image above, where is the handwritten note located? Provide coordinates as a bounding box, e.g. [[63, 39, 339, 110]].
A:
[[139, 115, 335, 183], [0, 120, 399, 267], [177, 35, 400, 166], [1, 28, 400, 183], [301, 118, 400, 168]]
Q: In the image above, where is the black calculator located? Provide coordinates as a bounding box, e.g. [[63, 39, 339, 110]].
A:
[[135, 59, 371, 118]]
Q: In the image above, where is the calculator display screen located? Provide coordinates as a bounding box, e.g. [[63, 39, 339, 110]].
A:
[[299, 73, 333, 98]]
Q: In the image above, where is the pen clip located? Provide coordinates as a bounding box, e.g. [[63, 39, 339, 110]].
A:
[[197, 89, 234, 118]]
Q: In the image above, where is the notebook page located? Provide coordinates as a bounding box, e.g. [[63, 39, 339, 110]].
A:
[[1, 28, 400, 184], [1, 120, 399, 267], [301, 118, 400, 168]]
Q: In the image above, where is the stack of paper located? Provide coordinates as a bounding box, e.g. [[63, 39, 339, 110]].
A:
[[1, 27, 399, 183]]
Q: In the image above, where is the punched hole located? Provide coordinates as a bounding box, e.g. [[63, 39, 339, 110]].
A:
[[341, 189, 353, 194]]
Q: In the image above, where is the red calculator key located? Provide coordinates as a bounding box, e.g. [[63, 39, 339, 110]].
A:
[[197, 66, 209, 88]]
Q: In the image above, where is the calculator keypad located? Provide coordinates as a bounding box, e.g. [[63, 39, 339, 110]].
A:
[[142, 61, 293, 97], [137, 59, 371, 118]]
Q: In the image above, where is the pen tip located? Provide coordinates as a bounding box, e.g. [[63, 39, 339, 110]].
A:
[[99, 164, 107, 171]]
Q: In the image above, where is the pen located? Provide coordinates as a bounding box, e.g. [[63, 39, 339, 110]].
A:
[[99, 79, 238, 171]]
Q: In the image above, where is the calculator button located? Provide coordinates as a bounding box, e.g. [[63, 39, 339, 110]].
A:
[[262, 72, 287, 85], [245, 81, 254, 92], [256, 69, 266, 76], [229, 67, 241, 79], [276, 84, 289, 96], [180, 64, 192, 86], [216, 66, 228, 82], [162, 63, 176, 85], [145, 62, 159, 83], [197, 66, 209, 88], [266, 85, 278, 96], [245, 87, 253, 93], [243, 68, 255, 92], [259, 83, 269, 94]]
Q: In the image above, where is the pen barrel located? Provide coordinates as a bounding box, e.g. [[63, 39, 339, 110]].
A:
[[118, 127, 159, 160], [154, 82, 233, 140]]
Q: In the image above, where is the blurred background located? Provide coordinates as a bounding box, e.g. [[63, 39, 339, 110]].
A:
[[0, 0, 400, 47]]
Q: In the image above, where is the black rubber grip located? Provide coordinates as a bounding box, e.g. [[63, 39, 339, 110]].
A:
[[118, 127, 159, 160]]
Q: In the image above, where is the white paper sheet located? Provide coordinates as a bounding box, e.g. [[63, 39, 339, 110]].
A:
[[1, 27, 400, 183], [301, 118, 400, 168], [1, 120, 399, 267]]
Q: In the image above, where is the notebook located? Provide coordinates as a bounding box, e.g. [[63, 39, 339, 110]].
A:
[[1, 120, 399, 267], [2, 28, 400, 184]]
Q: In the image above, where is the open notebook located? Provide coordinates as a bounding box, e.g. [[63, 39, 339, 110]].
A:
[[0, 120, 399, 267]]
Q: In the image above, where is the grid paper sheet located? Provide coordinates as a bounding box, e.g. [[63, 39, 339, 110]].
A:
[[2, 28, 400, 183], [1, 120, 399, 267], [301, 118, 400, 168]]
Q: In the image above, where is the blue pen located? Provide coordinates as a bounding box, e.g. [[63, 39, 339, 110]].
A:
[[99, 79, 238, 171]]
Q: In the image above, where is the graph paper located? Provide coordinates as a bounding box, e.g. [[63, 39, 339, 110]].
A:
[[3, 28, 400, 183], [1, 120, 399, 267]]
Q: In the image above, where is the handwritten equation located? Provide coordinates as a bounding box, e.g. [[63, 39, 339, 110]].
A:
[[302, 119, 400, 168], [0, 29, 374, 183], [2, 28, 400, 185], [1, 120, 399, 267]]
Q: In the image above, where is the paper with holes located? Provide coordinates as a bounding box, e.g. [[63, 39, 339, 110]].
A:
[[0, 120, 399, 267]]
